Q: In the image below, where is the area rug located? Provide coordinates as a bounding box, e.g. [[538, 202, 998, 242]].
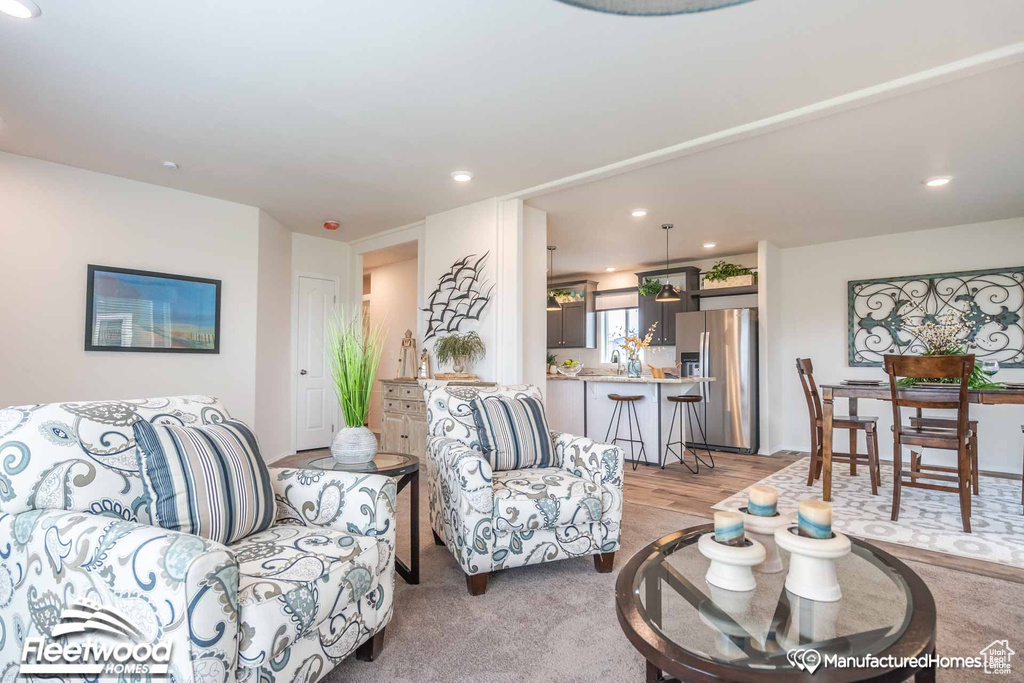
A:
[[713, 457, 1024, 570], [326, 498, 1024, 683]]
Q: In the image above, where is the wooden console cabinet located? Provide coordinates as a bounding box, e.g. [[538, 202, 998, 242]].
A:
[[380, 380, 428, 457]]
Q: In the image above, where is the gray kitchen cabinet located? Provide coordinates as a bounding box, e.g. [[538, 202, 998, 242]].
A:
[[547, 280, 597, 349]]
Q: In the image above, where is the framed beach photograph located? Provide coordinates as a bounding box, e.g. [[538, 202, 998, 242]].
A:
[[85, 265, 221, 353]]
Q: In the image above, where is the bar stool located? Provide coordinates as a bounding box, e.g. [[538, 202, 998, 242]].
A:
[[662, 394, 715, 473], [605, 394, 650, 470]]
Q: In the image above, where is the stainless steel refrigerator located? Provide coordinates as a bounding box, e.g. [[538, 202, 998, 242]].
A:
[[675, 308, 758, 454]]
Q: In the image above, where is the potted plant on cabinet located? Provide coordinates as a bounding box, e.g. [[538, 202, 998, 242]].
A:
[[703, 261, 757, 290], [547, 352, 558, 375], [326, 309, 386, 464], [637, 277, 662, 297], [434, 331, 486, 374]]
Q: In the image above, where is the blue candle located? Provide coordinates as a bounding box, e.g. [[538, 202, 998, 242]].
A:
[[748, 484, 778, 517], [798, 500, 832, 539], [714, 511, 745, 546]]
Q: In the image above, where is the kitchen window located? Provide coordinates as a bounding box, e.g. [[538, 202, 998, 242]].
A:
[[599, 308, 639, 363]]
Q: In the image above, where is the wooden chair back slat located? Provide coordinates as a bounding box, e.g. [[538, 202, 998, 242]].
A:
[[883, 354, 974, 438]]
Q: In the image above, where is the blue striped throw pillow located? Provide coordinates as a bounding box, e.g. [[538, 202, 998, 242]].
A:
[[470, 395, 554, 471], [133, 419, 276, 545]]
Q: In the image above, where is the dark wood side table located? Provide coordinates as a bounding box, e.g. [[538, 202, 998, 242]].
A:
[[306, 452, 420, 585], [616, 524, 937, 682]]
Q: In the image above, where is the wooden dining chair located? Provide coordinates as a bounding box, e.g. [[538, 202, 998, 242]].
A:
[[883, 354, 975, 533], [796, 359, 881, 495], [908, 410, 979, 496]]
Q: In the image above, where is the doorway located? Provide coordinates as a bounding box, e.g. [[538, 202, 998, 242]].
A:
[[361, 241, 420, 436]]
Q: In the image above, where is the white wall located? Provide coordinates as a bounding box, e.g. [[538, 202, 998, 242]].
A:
[[777, 217, 1024, 474], [365, 257, 419, 431], [423, 199, 499, 379], [255, 211, 293, 459], [523, 206, 548, 392], [0, 152, 261, 424]]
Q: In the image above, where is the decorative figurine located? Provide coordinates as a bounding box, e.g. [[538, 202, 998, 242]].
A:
[[418, 348, 433, 380], [397, 330, 417, 379]]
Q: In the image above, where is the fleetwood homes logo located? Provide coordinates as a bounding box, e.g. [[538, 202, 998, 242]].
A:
[[20, 599, 172, 676]]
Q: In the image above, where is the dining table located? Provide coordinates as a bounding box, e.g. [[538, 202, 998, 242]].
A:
[[819, 383, 1024, 501]]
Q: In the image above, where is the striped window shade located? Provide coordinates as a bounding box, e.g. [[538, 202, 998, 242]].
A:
[[595, 291, 639, 311]]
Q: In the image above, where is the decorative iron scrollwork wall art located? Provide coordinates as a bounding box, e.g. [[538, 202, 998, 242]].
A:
[[848, 266, 1024, 367], [421, 252, 494, 341]]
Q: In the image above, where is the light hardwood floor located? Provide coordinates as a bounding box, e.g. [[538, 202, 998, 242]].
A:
[[276, 447, 1019, 583]]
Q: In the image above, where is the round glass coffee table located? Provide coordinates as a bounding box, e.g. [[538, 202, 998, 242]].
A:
[[306, 452, 420, 585], [616, 524, 937, 682]]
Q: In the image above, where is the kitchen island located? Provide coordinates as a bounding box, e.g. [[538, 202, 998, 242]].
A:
[[547, 374, 715, 467]]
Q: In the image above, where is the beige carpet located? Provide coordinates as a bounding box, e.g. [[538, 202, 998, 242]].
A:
[[714, 457, 1024, 571], [327, 498, 1024, 682]]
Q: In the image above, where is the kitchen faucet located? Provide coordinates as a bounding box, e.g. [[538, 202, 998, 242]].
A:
[[610, 349, 622, 375]]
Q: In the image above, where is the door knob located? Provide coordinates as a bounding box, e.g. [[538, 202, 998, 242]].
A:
[[300, 369, 307, 375]]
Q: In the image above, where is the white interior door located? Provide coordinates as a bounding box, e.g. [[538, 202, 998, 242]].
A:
[[296, 276, 337, 451]]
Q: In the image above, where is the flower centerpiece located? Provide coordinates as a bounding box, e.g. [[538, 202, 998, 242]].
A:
[[326, 309, 386, 463], [619, 322, 658, 378], [899, 310, 1002, 389]]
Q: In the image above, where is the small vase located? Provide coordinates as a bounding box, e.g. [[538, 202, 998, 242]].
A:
[[330, 426, 378, 464], [452, 356, 467, 374], [627, 359, 642, 378]]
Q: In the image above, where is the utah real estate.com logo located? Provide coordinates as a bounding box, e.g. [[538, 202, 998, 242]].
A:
[[20, 599, 172, 676]]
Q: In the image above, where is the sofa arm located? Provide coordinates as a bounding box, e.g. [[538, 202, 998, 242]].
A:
[[1, 509, 239, 683], [270, 467, 397, 540], [551, 432, 624, 550], [425, 436, 495, 575]]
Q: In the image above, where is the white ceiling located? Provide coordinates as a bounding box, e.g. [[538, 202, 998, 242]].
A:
[[2, 0, 1023, 242], [531, 61, 1024, 276]]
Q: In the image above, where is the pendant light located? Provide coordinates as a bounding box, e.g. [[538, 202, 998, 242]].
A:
[[546, 246, 562, 311], [655, 224, 681, 302]]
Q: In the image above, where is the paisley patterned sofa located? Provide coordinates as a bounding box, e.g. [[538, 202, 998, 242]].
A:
[[424, 384, 624, 595], [0, 395, 395, 683]]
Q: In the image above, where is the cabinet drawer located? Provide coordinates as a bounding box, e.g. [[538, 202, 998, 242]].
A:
[[384, 398, 425, 415], [383, 383, 399, 397], [400, 384, 421, 399]]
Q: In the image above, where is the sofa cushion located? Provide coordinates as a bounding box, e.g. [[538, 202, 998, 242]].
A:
[[133, 419, 276, 544], [492, 467, 603, 532], [423, 383, 542, 452], [471, 395, 554, 471], [0, 395, 230, 520], [232, 524, 383, 662]]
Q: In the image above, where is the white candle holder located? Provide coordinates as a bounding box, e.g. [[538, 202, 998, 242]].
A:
[[738, 507, 792, 574], [698, 533, 766, 592], [774, 525, 851, 602]]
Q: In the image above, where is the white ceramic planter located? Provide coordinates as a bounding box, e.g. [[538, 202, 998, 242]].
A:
[[698, 533, 766, 592], [774, 526, 851, 602], [330, 426, 378, 464], [703, 274, 755, 290]]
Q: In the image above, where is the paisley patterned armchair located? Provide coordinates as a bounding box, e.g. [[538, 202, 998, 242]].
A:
[[423, 384, 624, 595], [0, 396, 395, 683]]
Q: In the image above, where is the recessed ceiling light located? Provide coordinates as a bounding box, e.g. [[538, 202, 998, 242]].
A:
[[0, 0, 41, 19], [162, 161, 179, 170], [451, 171, 473, 183], [703, 242, 717, 249], [924, 176, 952, 187], [605, 267, 616, 272], [631, 209, 648, 217]]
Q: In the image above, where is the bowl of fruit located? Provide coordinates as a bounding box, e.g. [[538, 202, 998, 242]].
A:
[[557, 359, 583, 377]]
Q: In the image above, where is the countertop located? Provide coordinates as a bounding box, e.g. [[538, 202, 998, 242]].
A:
[[547, 374, 714, 385]]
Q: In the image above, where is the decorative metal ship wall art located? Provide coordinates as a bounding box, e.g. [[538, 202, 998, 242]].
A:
[[848, 266, 1024, 367], [421, 252, 495, 341]]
